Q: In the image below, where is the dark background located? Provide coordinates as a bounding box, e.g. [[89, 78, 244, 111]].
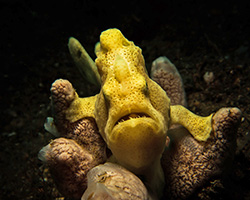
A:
[[1, 0, 250, 199]]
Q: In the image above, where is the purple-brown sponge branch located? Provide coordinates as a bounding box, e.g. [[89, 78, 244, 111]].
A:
[[162, 107, 242, 199], [151, 56, 187, 107], [39, 79, 107, 199]]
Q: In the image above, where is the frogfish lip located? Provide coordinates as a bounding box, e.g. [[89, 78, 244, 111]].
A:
[[105, 106, 165, 142], [114, 112, 151, 127], [107, 111, 166, 171], [109, 111, 162, 141]]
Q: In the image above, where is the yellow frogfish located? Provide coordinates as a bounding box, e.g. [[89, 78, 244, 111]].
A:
[[64, 28, 214, 197]]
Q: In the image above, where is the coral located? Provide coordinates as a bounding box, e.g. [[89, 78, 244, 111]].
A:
[[50, 79, 106, 161], [39, 28, 242, 200], [150, 56, 213, 142], [151, 56, 187, 106], [39, 79, 106, 199], [39, 138, 96, 199], [82, 162, 150, 200], [162, 107, 242, 199]]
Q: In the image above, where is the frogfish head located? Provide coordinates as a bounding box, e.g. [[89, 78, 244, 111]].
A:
[[94, 28, 171, 173]]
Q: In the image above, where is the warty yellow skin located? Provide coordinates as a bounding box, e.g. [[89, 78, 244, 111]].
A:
[[65, 28, 213, 197]]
